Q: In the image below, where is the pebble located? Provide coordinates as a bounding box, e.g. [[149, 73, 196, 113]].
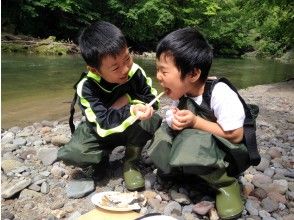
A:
[[1, 81, 294, 219]]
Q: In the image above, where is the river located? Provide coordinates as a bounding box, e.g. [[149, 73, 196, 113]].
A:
[[2, 54, 293, 128]]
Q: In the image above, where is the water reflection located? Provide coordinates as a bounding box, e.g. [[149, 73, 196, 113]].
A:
[[2, 54, 293, 128]]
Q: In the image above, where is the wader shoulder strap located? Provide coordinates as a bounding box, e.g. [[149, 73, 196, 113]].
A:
[[204, 77, 261, 166], [69, 71, 88, 134]]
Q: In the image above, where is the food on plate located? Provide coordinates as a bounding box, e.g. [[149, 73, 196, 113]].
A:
[[99, 191, 146, 209]]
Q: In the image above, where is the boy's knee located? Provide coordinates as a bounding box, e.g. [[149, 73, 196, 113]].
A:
[[139, 113, 162, 135], [57, 143, 82, 166]]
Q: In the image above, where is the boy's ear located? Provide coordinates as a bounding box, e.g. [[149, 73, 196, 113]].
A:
[[189, 68, 201, 82]]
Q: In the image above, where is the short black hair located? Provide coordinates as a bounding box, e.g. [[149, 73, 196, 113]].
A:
[[78, 21, 127, 69], [156, 27, 213, 82]]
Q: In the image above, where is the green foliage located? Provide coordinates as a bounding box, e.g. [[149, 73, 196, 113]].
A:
[[2, 0, 101, 40], [106, 0, 177, 50], [2, 0, 293, 58], [239, 0, 293, 56]]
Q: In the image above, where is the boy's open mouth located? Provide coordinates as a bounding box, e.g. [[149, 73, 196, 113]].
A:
[[163, 87, 171, 95]]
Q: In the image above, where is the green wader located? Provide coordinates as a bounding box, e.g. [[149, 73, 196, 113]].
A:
[[147, 124, 249, 176], [147, 125, 246, 218], [147, 120, 248, 218], [58, 113, 162, 168]]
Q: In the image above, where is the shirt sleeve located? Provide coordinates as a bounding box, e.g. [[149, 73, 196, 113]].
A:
[[128, 67, 159, 109], [210, 82, 245, 131], [77, 78, 137, 137]]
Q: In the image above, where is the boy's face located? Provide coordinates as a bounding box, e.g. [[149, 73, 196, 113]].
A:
[[93, 47, 133, 84], [156, 53, 192, 100]]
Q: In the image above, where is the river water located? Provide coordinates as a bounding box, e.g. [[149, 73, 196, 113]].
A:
[[2, 54, 293, 128]]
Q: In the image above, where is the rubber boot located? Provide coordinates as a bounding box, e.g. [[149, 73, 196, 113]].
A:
[[123, 146, 145, 191], [200, 169, 244, 219]]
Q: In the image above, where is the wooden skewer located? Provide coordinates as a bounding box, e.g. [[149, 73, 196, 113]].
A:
[[146, 92, 165, 107], [134, 92, 165, 120]]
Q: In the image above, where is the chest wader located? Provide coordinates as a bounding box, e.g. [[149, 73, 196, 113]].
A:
[[57, 71, 162, 191], [58, 114, 161, 190], [148, 89, 253, 219], [177, 95, 244, 219]]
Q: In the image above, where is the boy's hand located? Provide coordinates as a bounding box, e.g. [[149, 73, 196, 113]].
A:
[[171, 109, 197, 130], [111, 95, 129, 109], [131, 104, 154, 120]]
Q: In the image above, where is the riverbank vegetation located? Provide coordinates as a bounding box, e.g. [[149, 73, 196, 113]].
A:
[[2, 0, 293, 62]]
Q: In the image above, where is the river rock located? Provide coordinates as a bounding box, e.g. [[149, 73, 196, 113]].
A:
[[193, 201, 214, 215], [1, 81, 294, 219], [1, 159, 24, 174], [51, 135, 70, 146], [170, 189, 191, 205], [12, 137, 27, 147], [1, 132, 15, 144], [66, 179, 95, 198], [37, 147, 58, 166], [2, 178, 32, 198]]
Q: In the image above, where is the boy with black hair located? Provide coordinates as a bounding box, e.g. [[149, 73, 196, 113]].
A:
[[148, 27, 258, 219], [57, 21, 162, 191]]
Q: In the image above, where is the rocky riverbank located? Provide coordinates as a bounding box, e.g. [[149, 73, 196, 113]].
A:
[[2, 33, 294, 64], [2, 33, 79, 56], [1, 80, 294, 220]]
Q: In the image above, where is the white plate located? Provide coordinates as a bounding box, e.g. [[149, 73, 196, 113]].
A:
[[91, 191, 141, 211]]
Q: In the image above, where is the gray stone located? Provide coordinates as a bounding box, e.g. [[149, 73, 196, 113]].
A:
[[245, 199, 260, 216], [286, 191, 294, 201], [41, 120, 55, 127], [41, 182, 50, 194], [261, 197, 279, 213], [50, 201, 65, 210], [40, 171, 51, 177], [145, 172, 157, 190], [264, 168, 275, 177], [1, 210, 15, 220], [19, 189, 42, 199], [12, 137, 27, 147], [66, 179, 95, 199], [252, 173, 272, 189], [2, 178, 32, 198], [267, 179, 288, 194], [170, 190, 191, 205], [1, 159, 24, 174], [182, 204, 194, 214], [37, 147, 58, 166], [163, 201, 182, 216], [33, 140, 43, 146], [8, 126, 22, 133], [1, 143, 19, 153], [193, 201, 214, 215], [282, 214, 294, 220], [1, 132, 15, 144], [28, 184, 41, 192], [17, 126, 35, 137], [255, 157, 270, 172], [148, 198, 162, 211], [51, 135, 70, 146]]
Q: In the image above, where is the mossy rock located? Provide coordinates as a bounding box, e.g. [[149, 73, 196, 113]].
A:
[[1, 43, 30, 53], [2, 34, 77, 56], [277, 49, 294, 63], [34, 43, 68, 55]]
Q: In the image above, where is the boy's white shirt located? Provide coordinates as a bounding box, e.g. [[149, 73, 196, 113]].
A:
[[165, 82, 245, 131]]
